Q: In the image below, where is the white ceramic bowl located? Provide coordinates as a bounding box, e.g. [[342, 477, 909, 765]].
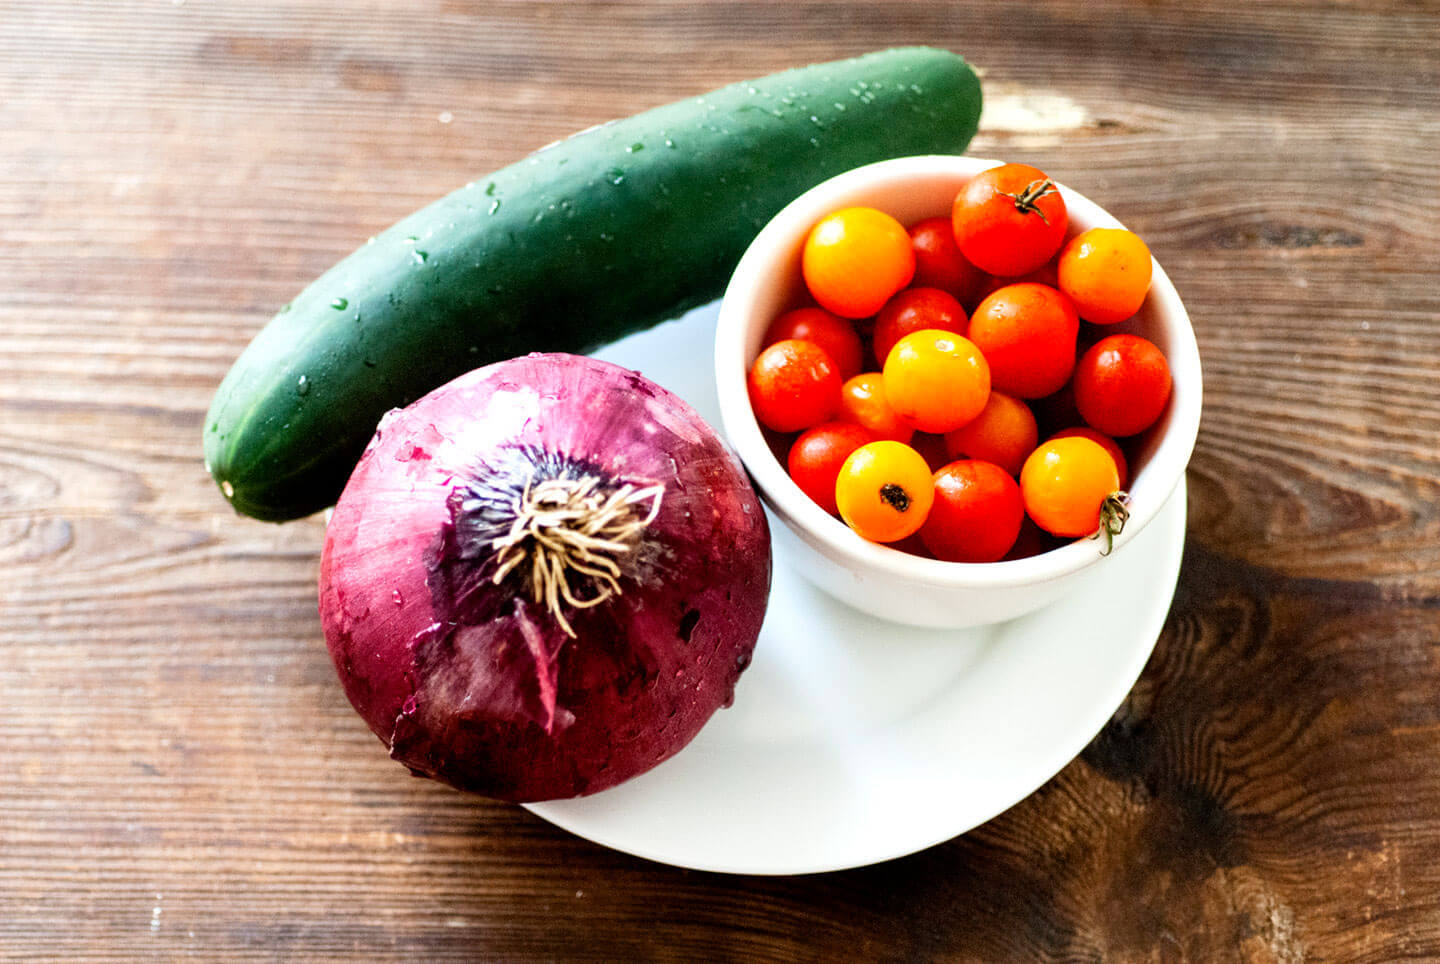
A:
[[715, 155, 1202, 628]]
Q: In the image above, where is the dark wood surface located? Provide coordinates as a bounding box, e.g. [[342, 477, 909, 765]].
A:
[[4, 1, 1439, 960]]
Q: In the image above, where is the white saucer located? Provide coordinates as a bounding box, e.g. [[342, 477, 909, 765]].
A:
[[525, 302, 1186, 875]]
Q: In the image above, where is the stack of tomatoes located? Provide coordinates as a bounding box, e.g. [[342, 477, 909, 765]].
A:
[[746, 163, 1173, 563]]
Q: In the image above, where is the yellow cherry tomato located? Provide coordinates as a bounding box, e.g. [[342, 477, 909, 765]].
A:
[[1056, 227, 1153, 324], [802, 207, 916, 318], [881, 329, 991, 434], [835, 440, 935, 543], [1019, 437, 1126, 544]]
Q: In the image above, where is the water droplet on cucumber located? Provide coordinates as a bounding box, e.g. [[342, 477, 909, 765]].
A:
[[330, 298, 348, 310]]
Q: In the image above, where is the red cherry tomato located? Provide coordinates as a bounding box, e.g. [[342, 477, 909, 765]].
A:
[[908, 216, 987, 307], [919, 460, 1025, 563], [746, 338, 841, 433], [872, 287, 968, 368], [787, 422, 874, 516], [1048, 426, 1129, 489], [952, 163, 1068, 277], [763, 306, 865, 380], [967, 283, 1079, 399], [943, 391, 1038, 477], [1029, 381, 1082, 438], [973, 260, 1060, 307], [908, 432, 953, 472], [1073, 334, 1173, 437], [1003, 516, 1065, 561]]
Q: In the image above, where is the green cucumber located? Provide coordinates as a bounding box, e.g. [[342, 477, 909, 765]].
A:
[[205, 47, 982, 521]]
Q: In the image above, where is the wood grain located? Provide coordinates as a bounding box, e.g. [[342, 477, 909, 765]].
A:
[[3, 0, 1440, 959]]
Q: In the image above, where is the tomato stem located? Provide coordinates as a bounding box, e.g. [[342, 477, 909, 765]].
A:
[[1093, 491, 1130, 556], [1003, 178, 1058, 223]]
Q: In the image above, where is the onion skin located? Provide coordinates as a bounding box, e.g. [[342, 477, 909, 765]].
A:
[[318, 354, 770, 802]]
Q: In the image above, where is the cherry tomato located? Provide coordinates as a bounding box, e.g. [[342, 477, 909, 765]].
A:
[[908, 432, 953, 472], [919, 460, 1024, 563], [1048, 426, 1129, 489], [837, 372, 914, 443], [872, 287, 968, 367], [943, 391, 1038, 477], [1003, 516, 1065, 561], [1020, 436, 1124, 541], [882, 329, 991, 434], [802, 207, 916, 318], [787, 421, 874, 516], [1029, 381, 1082, 438], [908, 216, 987, 306], [1073, 334, 1173, 437], [746, 338, 841, 433], [973, 260, 1060, 307], [1057, 228, 1153, 324], [763, 306, 865, 380], [967, 283, 1079, 399], [952, 163, 1068, 277], [835, 440, 935, 543]]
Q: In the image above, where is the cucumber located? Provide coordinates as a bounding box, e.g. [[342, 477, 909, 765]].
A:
[[206, 47, 982, 521]]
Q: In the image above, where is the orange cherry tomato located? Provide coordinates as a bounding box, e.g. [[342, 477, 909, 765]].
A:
[[835, 440, 935, 543], [762, 306, 865, 381], [787, 421, 874, 516], [1048, 426, 1129, 489], [802, 207, 916, 318], [920, 460, 1025, 563], [1057, 228, 1153, 324], [1073, 334, 1173, 437], [967, 283, 1079, 399], [872, 287, 968, 368], [746, 338, 841, 433], [943, 391, 1038, 477], [882, 330, 991, 434], [952, 163, 1068, 277], [1020, 436, 1125, 542], [907, 216, 988, 307], [837, 372, 913, 443]]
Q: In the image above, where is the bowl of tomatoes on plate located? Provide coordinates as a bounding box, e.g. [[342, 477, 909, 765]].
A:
[[714, 155, 1202, 628]]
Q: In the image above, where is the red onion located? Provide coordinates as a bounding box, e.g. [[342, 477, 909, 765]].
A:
[[319, 353, 771, 802]]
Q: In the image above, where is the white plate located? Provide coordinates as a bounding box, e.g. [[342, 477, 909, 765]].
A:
[[526, 302, 1186, 875]]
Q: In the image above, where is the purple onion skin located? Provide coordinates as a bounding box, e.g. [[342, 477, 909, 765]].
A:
[[319, 353, 771, 802]]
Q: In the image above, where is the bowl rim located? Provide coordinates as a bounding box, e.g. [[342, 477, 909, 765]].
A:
[[714, 154, 1202, 592]]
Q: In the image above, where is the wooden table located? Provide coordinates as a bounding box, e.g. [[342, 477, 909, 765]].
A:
[[4, 1, 1437, 959]]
